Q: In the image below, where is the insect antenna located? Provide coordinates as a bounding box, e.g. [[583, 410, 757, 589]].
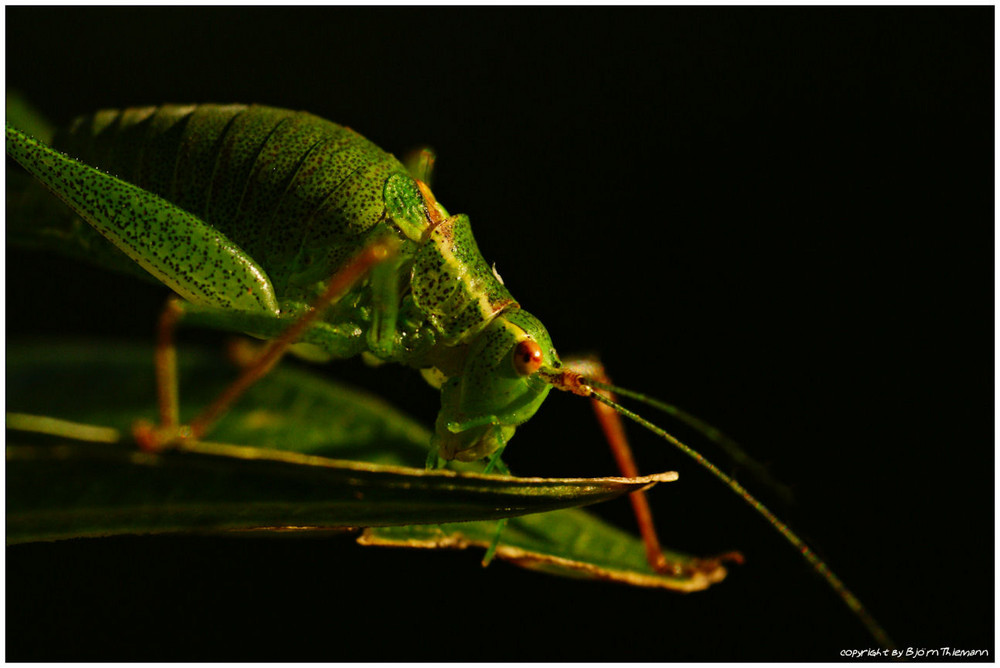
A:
[[585, 380, 795, 505], [585, 387, 895, 651]]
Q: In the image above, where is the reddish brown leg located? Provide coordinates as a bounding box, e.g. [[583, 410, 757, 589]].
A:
[[155, 298, 184, 429], [562, 358, 677, 573], [133, 298, 185, 451], [562, 357, 743, 576], [133, 241, 393, 451]]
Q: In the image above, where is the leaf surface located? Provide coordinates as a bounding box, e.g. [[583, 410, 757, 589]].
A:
[[7, 342, 728, 590]]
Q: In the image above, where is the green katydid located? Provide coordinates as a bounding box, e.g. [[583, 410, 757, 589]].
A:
[[5, 104, 892, 648]]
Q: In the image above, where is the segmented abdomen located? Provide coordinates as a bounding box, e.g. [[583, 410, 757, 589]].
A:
[[54, 104, 411, 298]]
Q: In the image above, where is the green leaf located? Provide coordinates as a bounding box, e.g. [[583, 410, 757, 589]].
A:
[[7, 342, 730, 591]]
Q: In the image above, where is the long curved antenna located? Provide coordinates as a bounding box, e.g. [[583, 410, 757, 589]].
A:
[[587, 380, 795, 505], [587, 390, 895, 651]]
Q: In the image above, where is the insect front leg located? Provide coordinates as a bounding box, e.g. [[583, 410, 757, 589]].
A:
[[365, 247, 409, 360], [563, 357, 743, 577], [480, 446, 511, 567]]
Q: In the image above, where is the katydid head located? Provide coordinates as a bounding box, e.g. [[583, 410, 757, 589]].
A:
[[433, 309, 558, 462]]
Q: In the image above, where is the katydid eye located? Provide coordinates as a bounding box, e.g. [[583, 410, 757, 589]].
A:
[[512, 339, 543, 376]]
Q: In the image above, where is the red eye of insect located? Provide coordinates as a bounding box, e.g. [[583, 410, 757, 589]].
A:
[[512, 340, 544, 376]]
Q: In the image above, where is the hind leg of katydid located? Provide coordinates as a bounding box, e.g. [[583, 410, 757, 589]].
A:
[[562, 357, 743, 576], [132, 241, 395, 451]]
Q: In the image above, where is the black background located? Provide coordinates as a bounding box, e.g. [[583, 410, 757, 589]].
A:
[[6, 6, 993, 662]]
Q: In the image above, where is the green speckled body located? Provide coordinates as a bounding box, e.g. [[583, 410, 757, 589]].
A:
[[6, 104, 558, 462], [55, 105, 428, 305], [16, 105, 521, 362]]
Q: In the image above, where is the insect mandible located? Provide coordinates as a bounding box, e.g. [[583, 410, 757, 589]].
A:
[[5, 104, 892, 648]]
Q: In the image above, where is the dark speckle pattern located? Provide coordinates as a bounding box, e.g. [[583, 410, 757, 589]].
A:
[[7, 124, 278, 314], [54, 105, 425, 305], [11, 105, 519, 360]]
